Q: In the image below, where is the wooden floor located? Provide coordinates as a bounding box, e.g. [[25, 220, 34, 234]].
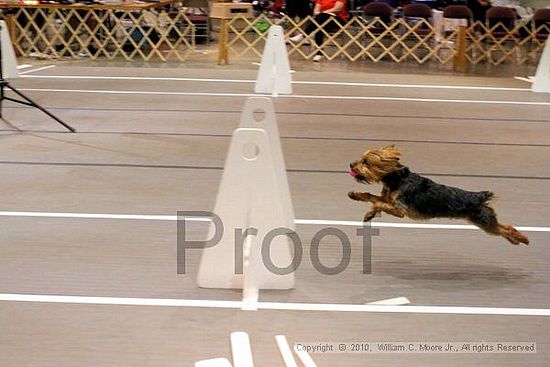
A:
[[0, 65, 549, 366]]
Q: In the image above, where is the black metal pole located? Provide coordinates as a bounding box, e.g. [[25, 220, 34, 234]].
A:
[[0, 20, 75, 132], [5, 84, 76, 132]]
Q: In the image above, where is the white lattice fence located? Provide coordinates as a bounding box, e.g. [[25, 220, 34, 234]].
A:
[[1, 6, 196, 61], [227, 14, 548, 66], [465, 21, 549, 65]]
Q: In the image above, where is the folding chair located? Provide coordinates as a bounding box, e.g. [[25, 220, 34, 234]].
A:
[[437, 5, 472, 58], [401, 3, 434, 62], [532, 8, 550, 41], [485, 6, 519, 63], [526, 8, 550, 62], [361, 2, 395, 60]]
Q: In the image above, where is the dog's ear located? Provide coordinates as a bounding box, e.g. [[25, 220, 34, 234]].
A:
[[380, 145, 401, 161]]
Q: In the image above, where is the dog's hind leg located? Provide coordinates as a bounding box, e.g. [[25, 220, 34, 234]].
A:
[[468, 206, 529, 245], [374, 202, 406, 218], [363, 208, 381, 222], [498, 224, 530, 245]]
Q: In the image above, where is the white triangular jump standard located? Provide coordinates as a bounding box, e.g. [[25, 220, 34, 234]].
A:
[[238, 97, 294, 222], [197, 98, 295, 294], [0, 20, 19, 79], [532, 38, 550, 93], [254, 25, 292, 96]]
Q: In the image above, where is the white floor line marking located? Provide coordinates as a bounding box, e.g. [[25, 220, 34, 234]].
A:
[[19, 65, 55, 75], [295, 81, 528, 91], [22, 75, 253, 83], [0, 211, 183, 221], [20, 88, 256, 97], [514, 76, 534, 83], [0, 211, 548, 232], [1, 293, 549, 316], [17, 64, 32, 70], [16, 88, 550, 106], [367, 297, 411, 306], [20, 75, 530, 91]]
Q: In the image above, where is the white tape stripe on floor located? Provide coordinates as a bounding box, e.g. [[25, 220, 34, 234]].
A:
[[19, 75, 530, 91], [296, 81, 528, 91], [16, 88, 550, 106], [0, 211, 548, 232], [514, 76, 534, 83], [0, 211, 185, 221], [1, 293, 549, 316], [19, 65, 56, 75]]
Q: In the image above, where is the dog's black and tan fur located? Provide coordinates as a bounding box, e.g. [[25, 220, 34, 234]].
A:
[[348, 145, 529, 245]]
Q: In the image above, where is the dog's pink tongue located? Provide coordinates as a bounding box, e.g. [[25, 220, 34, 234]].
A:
[[349, 169, 357, 177]]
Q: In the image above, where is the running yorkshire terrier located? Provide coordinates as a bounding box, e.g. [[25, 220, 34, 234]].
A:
[[348, 145, 529, 245]]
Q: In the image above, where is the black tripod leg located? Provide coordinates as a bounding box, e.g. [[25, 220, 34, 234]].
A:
[[0, 82, 4, 119], [5, 84, 75, 132]]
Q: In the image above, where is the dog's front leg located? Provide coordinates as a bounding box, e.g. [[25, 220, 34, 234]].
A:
[[348, 191, 381, 203]]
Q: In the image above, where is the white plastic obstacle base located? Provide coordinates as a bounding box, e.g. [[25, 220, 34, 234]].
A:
[[275, 335, 298, 367], [231, 332, 254, 367], [197, 97, 295, 293], [0, 20, 19, 79], [194, 332, 318, 367], [533, 38, 550, 93], [254, 25, 292, 96]]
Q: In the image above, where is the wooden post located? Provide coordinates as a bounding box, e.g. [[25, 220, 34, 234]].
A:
[[5, 13, 18, 57], [452, 25, 467, 73], [210, 2, 252, 65], [217, 18, 229, 65]]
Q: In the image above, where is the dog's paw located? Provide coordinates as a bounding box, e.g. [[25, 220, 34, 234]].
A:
[[363, 211, 378, 222], [348, 191, 362, 201]]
